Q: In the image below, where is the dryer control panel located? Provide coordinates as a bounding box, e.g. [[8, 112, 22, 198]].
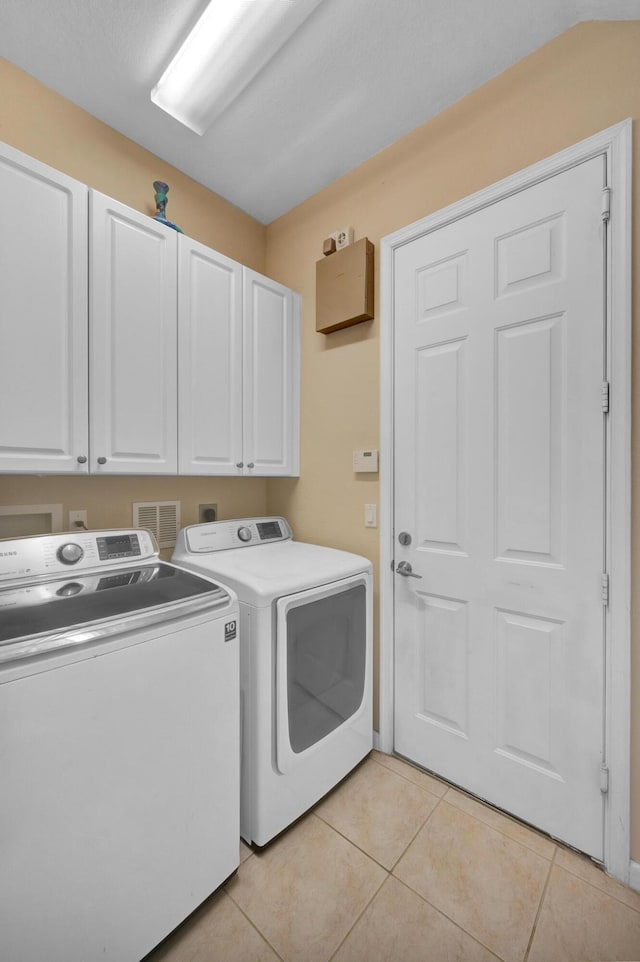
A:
[[183, 517, 293, 553]]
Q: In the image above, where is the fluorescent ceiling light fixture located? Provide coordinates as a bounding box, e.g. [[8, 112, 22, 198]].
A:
[[152, 0, 324, 134]]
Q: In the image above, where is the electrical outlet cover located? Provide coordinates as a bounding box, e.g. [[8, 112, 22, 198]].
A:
[[68, 509, 88, 529], [198, 503, 218, 524], [331, 226, 354, 250]]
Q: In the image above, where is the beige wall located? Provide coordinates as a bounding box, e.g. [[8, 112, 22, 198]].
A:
[[264, 22, 640, 856], [0, 57, 270, 541], [0, 59, 265, 268]]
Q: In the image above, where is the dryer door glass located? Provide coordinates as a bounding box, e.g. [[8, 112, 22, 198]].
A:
[[283, 582, 366, 755]]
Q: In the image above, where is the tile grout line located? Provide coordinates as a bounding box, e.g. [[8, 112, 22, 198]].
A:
[[554, 858, 640, 916], [227, 766, 640, 962], [374, 753, 559, 863], [314, 781, 444, 875], [375, 749, 640, 904], [522, 845, 558, 962], [380, 756, 640, 913], [370, 752, 449, 799], [312, 808, 409, 874], [442, 794, 558, 863], [390, 873, 505, 961], [229, 814, 389, 962], [388, 792, 445, 873], [222, 887, 286, 961], [325, 869, 389, 962], [389, 801, 555, 961]]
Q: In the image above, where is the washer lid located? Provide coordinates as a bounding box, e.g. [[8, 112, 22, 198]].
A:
[[0, 562, 232, 663], [171, 540, 372, 606]]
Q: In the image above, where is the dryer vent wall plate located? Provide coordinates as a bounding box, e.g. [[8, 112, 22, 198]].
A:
[[133, 501, 181, 548], [316, 238, 374, 334]]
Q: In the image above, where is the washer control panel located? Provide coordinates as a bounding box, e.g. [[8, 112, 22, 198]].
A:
[[184, 517, 292, 553], [0, 529, 156, 585]]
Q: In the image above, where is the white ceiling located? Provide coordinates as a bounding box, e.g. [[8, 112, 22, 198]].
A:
[[1, 0, 638, 223]]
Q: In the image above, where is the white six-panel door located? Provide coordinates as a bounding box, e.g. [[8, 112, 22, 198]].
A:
[[393, 156, 606, 857]]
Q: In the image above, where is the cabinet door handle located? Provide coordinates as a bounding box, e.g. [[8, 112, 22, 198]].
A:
[[76, 455, 87, 464], [247, 462, 255, 469], [236, 462, 244, 469], [97, 456, 107, 465]]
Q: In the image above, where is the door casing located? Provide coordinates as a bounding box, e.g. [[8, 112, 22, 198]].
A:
[[378, 120, 631, 883]]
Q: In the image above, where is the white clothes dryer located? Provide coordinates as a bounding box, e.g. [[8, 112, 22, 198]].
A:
[[172, 517, 372, 846]]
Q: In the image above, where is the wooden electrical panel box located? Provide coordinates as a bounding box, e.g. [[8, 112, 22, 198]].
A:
[[316, 237, 374, 334]]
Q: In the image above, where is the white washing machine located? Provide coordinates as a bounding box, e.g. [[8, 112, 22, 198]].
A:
[[0, 529, 240, 962], [172, 517, 372, 846]]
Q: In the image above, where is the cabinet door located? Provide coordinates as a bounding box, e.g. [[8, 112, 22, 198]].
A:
[[0, 142, 89, 474], [243, 270, 300, 476], [178, 237, 243, 475], [90, 191, 178, 474]]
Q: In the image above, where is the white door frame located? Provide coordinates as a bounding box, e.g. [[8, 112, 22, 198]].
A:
[[379, 120, 632, 883]]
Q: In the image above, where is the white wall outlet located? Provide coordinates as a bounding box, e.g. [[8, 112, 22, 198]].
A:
[[365, 504, 377, 528], [330, 226, 354, 250], [68, 509, 88, 530]]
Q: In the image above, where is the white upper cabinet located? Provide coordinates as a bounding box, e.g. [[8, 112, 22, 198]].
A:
[[90, 191, 178, 475], [179, 252, 300, 477], [0, 142, 89, 474], [178, 236, 243, 475], [242, 270, 300, 477], [0, 141, 299, 479]]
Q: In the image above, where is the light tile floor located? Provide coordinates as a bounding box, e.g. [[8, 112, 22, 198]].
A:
[[147, 751, 640, 962]]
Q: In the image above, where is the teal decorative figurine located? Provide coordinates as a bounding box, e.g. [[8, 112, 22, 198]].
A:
[[153, 180, 183, 233]]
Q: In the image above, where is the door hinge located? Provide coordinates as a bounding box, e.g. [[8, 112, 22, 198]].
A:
[[601, 572, 610, 606], [602, 186, 611, 222], [601, 380, 610, 414], [390, 559, 395, 572], [600, 764, 610, 794]]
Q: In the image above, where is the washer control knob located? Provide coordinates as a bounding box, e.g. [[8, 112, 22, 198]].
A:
[[57, 542, 84, 565], [237, 526, 252, 543]]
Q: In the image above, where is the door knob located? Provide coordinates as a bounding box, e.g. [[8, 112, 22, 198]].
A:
[[76, 455, 87, 464], [396, 560, 422, 579], [97, 456, 107, 465]]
